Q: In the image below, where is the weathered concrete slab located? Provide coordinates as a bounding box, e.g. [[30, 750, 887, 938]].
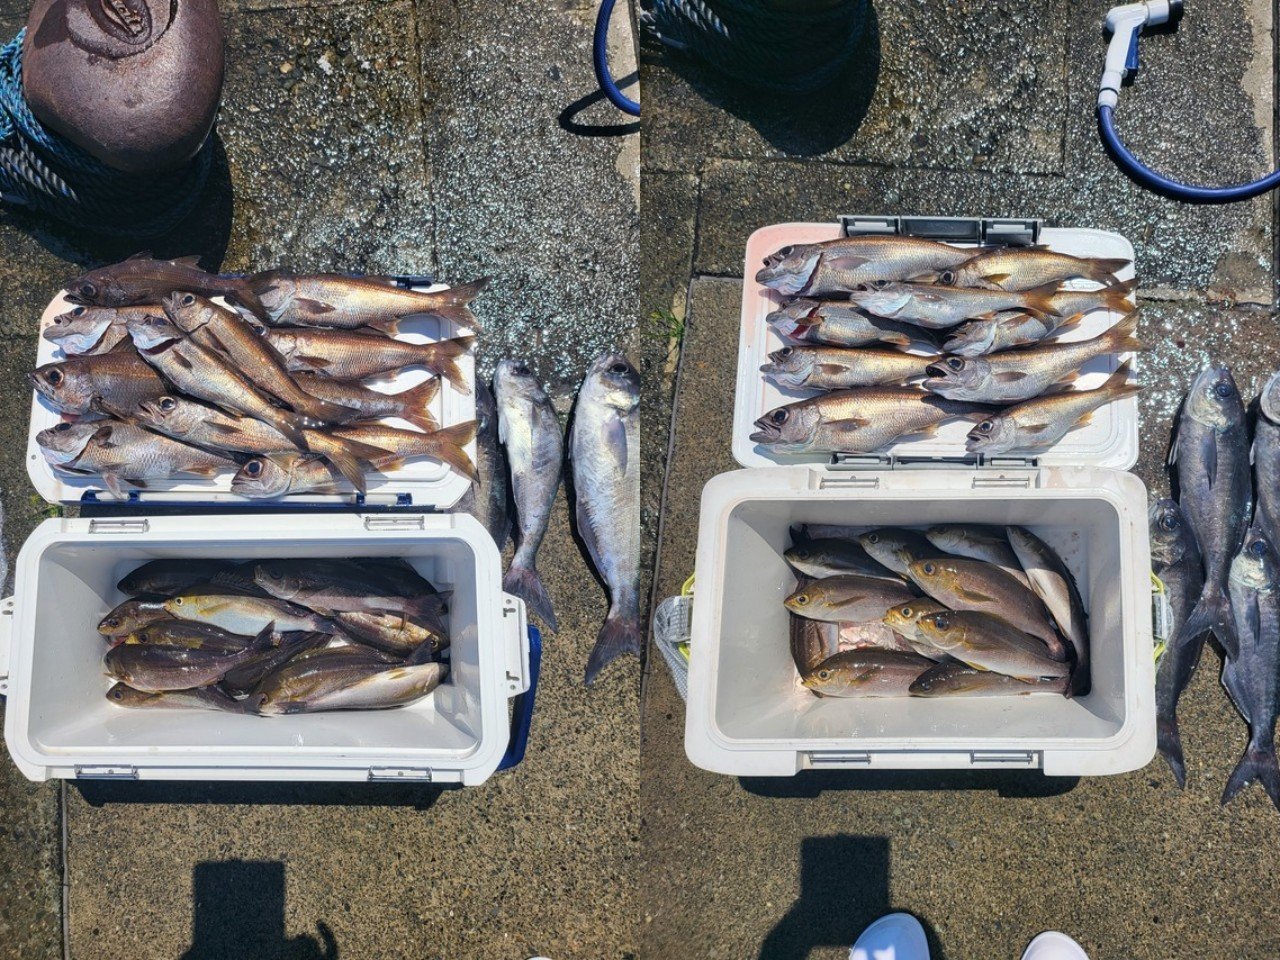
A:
[[643, 0, 1070, 175], [639, 278, 1280, 960]]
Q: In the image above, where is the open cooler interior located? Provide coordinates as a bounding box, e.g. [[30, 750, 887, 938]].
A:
[[732, 222, 1140, 471], [28, 290, 476, 507], [18, 530, 493, 767]]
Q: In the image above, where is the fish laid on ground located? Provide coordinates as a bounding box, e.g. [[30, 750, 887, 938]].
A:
[[786, 525, 902, 581], [163, 292, 359, 425], [907, 557, 1068, 659], [948, 248, 1130, 291], [790, 615, 840, 674], [106, 682, 256, 713], [29, 349, 168, 416], [118, 558, 236, 596], [125, 313, 312, 450], [495, 360, 564, 630], [98, 598, 173, 636], [760, 345, 936, 391], [1007, 525, 1090, 694], [264, 328, 471, 391], [1253, 370, 1280, 549], [1221, 529, 1280, 810], [44, 304, 154, 355], [135, 395, 396, 493], [800, 649, 934, 697], [915, 611, 1071, 682], [756, 237, 978, 297], [750, 388, 993, 455], [571, 353, 642, 685], [43, 421, 236, 497], [966, 362, 1140, 455], [294, 372, 440, 433], [164, 591, 340, 636], [65, 253, 274, 322], [857, 528, 948, 577], [332, 422, 478, 480], [845, 282, 1063, 329], [924, 525, 1030, 589], [767, 301, 933, 349], [104, 626, 275, 692], [1172, 367, 1251, 658], [254, 656, 448, 715], [784, 575, 916, 623], [455, 380, 510, 549], [250, 272, 486, 333], [1150, 498, 1206, 787], [909, 660, 1069, 697], [923, 313, 1142, 404]]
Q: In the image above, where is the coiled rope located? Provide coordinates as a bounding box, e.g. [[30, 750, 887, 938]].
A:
[[643, 0, 868, 94], [0, 30, 213, 238]]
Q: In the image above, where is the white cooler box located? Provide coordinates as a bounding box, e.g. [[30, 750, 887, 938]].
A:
[[0, 513, 538, 784], [683, 216, 1156, 778]]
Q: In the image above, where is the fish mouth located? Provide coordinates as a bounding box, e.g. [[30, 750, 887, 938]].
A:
[[924, 363, 951, 379]]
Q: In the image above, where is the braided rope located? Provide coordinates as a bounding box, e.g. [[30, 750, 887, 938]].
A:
[[644, 0, 868, 94], [0, 30, 213, 238]]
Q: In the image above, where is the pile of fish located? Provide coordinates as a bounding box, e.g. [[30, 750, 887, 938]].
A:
[[99, 557, 449, 715], [753, 235, 1142, 457], [462, 353, 643, 686], [1154, 366, 1280, 812], [785, 523, 1089, 698], [33, 254, 482, 498]]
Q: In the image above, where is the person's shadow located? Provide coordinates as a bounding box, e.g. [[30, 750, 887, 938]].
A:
[[759, 834, 910, 960], [179, 861, 338, 960]]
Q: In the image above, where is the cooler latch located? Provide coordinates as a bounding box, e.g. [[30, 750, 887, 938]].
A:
[[0, 596, 13, 696], [75, 765, 138, 779], [88, 519, 150, 535], [839, 215, 1041, 246], [807, 750, 872, 767], [368, 766, 433, 782]]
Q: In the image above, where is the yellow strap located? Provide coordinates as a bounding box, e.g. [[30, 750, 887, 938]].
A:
[[681, 573, 695, 597]]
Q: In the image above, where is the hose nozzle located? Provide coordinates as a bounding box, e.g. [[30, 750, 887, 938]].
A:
[[1099, 1, 1182, 108]]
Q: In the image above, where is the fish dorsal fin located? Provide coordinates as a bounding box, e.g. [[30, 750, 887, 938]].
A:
[[126, 251, 152, 261], [172, 255, 202, 267]]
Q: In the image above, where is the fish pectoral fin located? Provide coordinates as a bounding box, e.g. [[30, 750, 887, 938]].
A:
[[101, 473, 128, 498], [171, 352, 196, 372], [186, 464, 224, 478], [603, 412, 629, 475], [903, 422, 941, 439], [816, 363, 852, 376], [1204, 434, 1218, 487], [992, 371, 1029, 383], [298, 355, 333, 369], [956, 587, 998, 604], [206, 420, 248, 437], [824, 254, 872, 271], [295, 297, 337, 315], [1021, 422, 1054, 434], [979, 273, 1012, 287]]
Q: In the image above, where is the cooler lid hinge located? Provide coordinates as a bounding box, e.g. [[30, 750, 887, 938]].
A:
[[973, 457, 1041, 489], [808, 751, 873, 767], [75, 765, 138, 779], [368, 766, 433, 782], [839, 215, 1041, 247], [363, 515, 427, 531], [88, 519, 150, 535], [970, 751, 1039, 767]]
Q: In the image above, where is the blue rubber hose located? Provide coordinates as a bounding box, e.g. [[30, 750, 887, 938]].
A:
[[1099, 103, 1280, 204], [594, 0, 640, 116]]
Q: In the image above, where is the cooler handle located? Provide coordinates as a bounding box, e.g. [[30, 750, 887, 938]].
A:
[[498, 626, 541, 772], [0, 596, 13, 696]]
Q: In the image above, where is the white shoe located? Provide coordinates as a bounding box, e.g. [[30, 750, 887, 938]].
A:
[[849, 912, 930, 960], [1022, 931, 1090, 960]]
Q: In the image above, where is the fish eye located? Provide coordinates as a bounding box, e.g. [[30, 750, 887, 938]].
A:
[[817, 669, 830, 680], [245, 461, 263, 477], [777, 347, 792, 357], [159, 397, 177, 411], [1250, 540, 1269, 558], [71, 306, 86, 317], [79, 282, 97, 298], [1159, 514, 1179, 532], [110, 687, 124, 700], [264, 564, 284, 580], [46, 369, 64, 386], [103, 617, 120, 628], [1214, 381, 1235, 399], [181, 294, 195, 306], [771, 410, 788, 425], [938, 271, 956, 285], [866, 533, 879, 544], [54, 422, 71, 432], [793, 549, 810, 560], [977, 421, 994, 433], [609, 362, 629, 375], [922, 562, 936, 575], [776, 245, 794, 258], [171, 597, 183, 606], [793, 594, 809, 607], [901, 606, 913, 617], [933, 613, 950, 630], [511, 363, 530, 376], [946, 358, 964, 371]]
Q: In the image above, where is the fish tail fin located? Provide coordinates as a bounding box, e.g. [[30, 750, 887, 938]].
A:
[[1222, 735, 1280, 810], [1102, 360, 1142, 398], [1104, 278, 1139, 310], [584, 606, 642, 686], [266, 410, 311, 451], [1157, 714, 1188, 788], [1182, 587, 1238, 659], [421, 339, 471, 393], [395, 378, 441, 432], [1090, 258, 1132, 286], [228, 281, 274, 325], [1106, 310, 1144, 353], [429, 420, 479, 480], [319, 435, 391, 494], [503, 563, 558, 632], [437, 278, 489, 307], [430, 305, 482, 332]]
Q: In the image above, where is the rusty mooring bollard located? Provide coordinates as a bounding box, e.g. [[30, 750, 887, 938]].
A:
[[21, 0, 225, 174]]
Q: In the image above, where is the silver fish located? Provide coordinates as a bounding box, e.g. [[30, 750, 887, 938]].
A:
[[495, 360, 563, 631], [457, 379, 511, 550], [571, 353, 642, 685], [1253, 370, 1280, 551], [106, 682, 255, 712], [756, 237, 977, 297], [943, 283, 1136, 355], [103, 627, 274, 692], [915, 610, 1070, 683], [949, 248, 1130, 291], [857, 528, 947, 577], [254, 657, 448, 715], [45, 421, 235, 498], [845, 282, 1063, 330], [29, 349, 168, 416], [761, 345, 936, 391], [44, 304, 153, 355], [1150, 498, 1205, 786], [785, 525, 902, 581], [1172, 367, 1251, 659], [767, 300, 934, 350], [909, 661, 1068, 698], [118, 558, 236, 596], [1007, 526, 1090, 694], [800, 649, 933, 697]]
